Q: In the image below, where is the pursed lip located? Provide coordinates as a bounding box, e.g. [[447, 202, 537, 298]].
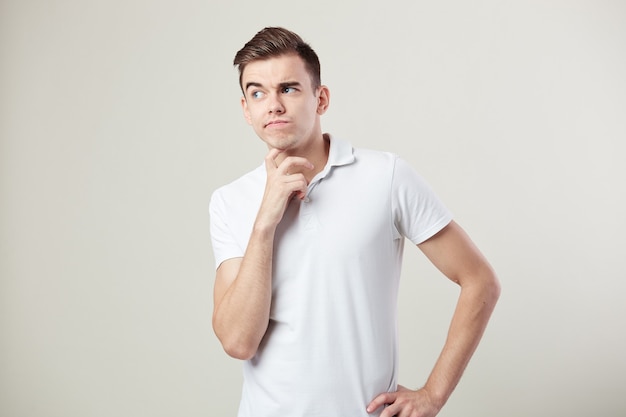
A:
[[264, 119, 289, 128]]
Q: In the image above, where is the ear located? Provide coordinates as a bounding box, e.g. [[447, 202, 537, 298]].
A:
[[316, 85, 330, 115], [241, 96, 252, 125]]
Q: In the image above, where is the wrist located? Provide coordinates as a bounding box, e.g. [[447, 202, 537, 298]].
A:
[[251, 218, 278, 238], [421, 383, 449, 410]]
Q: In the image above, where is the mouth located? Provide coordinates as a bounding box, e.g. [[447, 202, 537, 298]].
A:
[[264, 119, 289, 128]]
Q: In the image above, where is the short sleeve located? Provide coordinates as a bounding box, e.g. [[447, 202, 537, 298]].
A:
[[209, 190, 245, 270], [391, 156, 453, 244]]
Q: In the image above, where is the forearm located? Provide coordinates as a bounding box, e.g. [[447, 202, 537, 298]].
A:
[[212, 223, 276, 360], [423, 271, 500, 407]]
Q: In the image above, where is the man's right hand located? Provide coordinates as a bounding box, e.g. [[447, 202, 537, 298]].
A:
[[256, 148, 314, 229]]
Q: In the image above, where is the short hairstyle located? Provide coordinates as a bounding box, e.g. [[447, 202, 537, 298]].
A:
[[233, 27, 321, 91]]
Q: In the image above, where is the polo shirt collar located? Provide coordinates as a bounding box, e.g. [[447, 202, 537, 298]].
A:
[[317, 134, 355, 179]]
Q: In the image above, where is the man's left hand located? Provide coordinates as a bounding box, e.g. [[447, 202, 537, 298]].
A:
[[366, 385, 442, 417]]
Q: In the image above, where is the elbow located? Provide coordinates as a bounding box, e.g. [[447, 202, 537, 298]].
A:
[[461, 264, 501, 301], [463, 265, 501, 309], [213, 319, 259, 360], [485, 269, 501, 308], [221, 339, 258, 360]]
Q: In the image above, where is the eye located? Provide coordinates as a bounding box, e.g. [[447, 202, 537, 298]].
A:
[[282, 86, 296, 94], [251, 91, 264, 99]]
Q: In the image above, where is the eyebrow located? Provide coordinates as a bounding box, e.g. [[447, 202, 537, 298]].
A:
[[244, 82, 263, 91], [278, 81, 302, 89], [244, 81, 302, 91]]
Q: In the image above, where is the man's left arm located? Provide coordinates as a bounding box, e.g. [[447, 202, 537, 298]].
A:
[[367, 220, 501, 417]]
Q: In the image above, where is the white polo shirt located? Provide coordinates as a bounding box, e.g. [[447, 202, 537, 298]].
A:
[[210, 135, 452, 417]]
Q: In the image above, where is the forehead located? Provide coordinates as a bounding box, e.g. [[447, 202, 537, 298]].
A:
[[241, 54, 312, 87]]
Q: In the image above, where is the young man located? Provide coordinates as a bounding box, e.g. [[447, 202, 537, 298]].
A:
[[210, 27, 500, 417]]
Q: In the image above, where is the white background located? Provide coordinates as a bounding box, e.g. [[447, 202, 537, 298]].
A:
[[1, 1, 625, 416]]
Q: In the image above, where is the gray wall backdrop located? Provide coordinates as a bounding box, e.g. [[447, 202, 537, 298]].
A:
[[1, 1, 625, 416]]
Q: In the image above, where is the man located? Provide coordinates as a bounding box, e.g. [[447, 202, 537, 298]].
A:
[[210, 27, 500, 417]]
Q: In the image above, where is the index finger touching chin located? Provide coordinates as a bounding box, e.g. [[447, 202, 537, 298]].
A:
[[264, 148, 283, 169]]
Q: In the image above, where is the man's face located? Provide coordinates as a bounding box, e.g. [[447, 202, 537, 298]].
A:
[[240, 54, 329, 153]]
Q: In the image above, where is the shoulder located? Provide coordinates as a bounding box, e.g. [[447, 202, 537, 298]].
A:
[[211, 164, 265, 201], [327, 136, 425, 183], [350, 146, 400, 176], [209, 164, 266, 217], [350, 147, 407, 188]]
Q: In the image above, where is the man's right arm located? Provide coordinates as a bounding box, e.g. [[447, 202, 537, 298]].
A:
[[212, 149, 313, 360]]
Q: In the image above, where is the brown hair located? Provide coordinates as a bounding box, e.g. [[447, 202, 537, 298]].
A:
[[233, 27, 321, 91]]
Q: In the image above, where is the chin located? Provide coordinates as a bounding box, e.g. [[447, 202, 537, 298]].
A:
[[263, 138, 297, 151]]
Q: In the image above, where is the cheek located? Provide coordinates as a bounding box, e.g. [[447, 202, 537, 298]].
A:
[[297, 100, 317, 118], [246, 107, 263, 125]]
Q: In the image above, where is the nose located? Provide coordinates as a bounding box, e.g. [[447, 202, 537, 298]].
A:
[[268, 93, 285, 114]]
